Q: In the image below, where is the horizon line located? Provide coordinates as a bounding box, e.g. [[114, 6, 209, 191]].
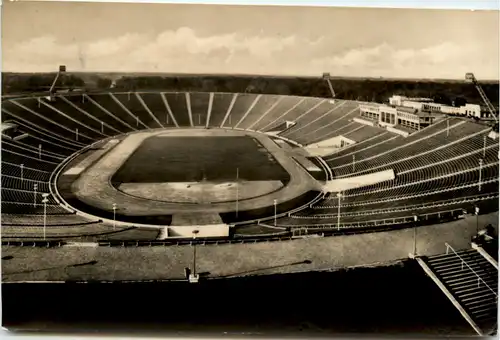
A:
[[2, 71, 499, 82]]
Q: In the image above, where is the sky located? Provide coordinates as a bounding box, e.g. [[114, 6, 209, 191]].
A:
[[2, 2, 499, 79]]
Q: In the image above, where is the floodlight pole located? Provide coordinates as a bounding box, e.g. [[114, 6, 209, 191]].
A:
[[20, 164, 24, 181], [42, 193, 49, 240], [39, 144, 42, 160], [352, 155, 355, 172], [49, 65, 66, 99]]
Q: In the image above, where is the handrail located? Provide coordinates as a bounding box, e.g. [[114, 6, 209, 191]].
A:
[[2, 161, 53, 173], [276, 206, 478, 228], [337, 161, 499, 200], [445, 242, 497, 297], [319, 174, 499, 208], [297, 193, 499, 218]]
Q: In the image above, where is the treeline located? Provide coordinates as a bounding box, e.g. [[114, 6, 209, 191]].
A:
[[1, 73, 85, 93], [1, 73, 112, 94], [115, 76, 499, 107], [2, 73, 498, 108]]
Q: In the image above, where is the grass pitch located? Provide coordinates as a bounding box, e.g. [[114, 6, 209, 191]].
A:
[[112, 136, 290, 184]]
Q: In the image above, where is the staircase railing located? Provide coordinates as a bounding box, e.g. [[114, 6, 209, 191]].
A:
[[445, 243, 498, 297]]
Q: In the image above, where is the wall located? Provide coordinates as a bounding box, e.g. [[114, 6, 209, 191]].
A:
[[387, 126, 410, 137], [323, 169, 395, 192], [168, 224, 230, 238], [306, 135, 355, 149], [353, 117, 375, 126]]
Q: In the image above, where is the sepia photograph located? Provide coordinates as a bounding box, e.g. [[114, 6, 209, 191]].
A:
[[1, 1, 499, 337]]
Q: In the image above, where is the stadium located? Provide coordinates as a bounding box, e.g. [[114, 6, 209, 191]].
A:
[[1, 68, 499, 335]]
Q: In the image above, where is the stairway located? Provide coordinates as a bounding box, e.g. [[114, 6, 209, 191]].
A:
[[421, 248, 498, 335]]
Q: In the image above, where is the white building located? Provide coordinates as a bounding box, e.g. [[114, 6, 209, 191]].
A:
[[388, 95, 483, 118], [359, 103, 435, 132], [461, 103, 482, 117], [389, 95, 433, 107]]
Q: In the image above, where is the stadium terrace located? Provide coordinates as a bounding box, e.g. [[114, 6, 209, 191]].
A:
[[1, 68, 498, 335]]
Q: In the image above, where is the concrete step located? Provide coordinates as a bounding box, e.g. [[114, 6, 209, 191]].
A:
[[460, 288, 499, 300], [462, 294, 497, 307], [469, 300, 497, 313], [455, 282, 498, 295], [474, 308, 498, 320], [439, 267, 494, 280], [432, 258, 493, 273], [446, 273, 496, 286], [427, 249, 476, 262], [429, 259, 487, 272], [428, 252, 485, 267]]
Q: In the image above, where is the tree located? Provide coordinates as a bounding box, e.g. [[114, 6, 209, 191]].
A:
[[96, 77, 112, 89], [453, 97, 467, 107], [64, 75, 85, 88], [433, 93, 452, 106]]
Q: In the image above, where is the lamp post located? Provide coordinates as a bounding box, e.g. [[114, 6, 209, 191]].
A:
[[20, 164, 24, 181], [33, 183, 38, 207], [190, 230, 200, 283], [413, 214, 418, 256], [478, 158, 483, 192], [273, 199, 278, 227], [38, 144, 42, 160], [236, 168, 239, 219], [475, 206, 480, 234], [337, 193, 342, 231], [483, 134, 487, 158], [42, 193, 49, 240], [112, 203, 117, 230]]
